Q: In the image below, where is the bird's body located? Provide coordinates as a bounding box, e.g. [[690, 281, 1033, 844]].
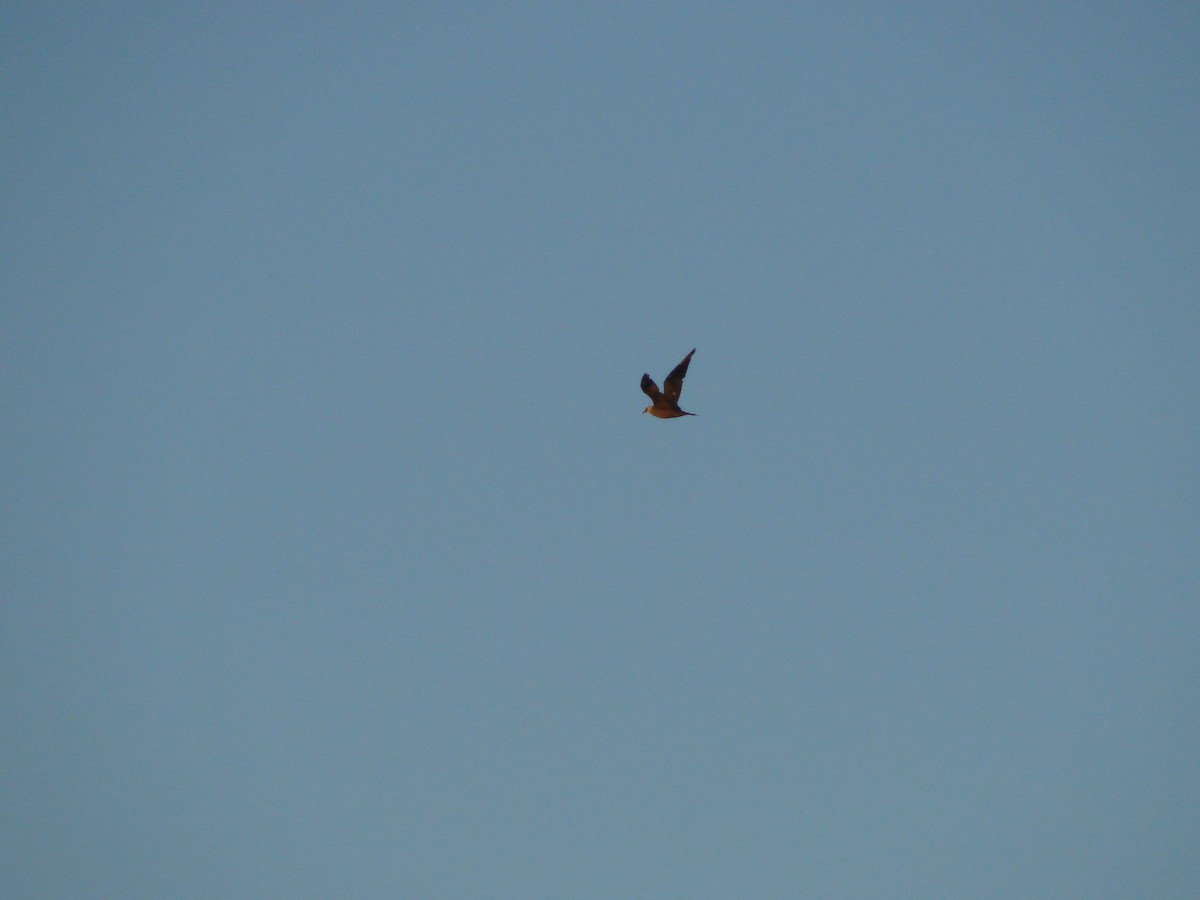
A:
[[641, 349, 697, 418]]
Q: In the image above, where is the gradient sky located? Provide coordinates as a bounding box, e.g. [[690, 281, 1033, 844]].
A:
[[3, 3, 1198, 897]]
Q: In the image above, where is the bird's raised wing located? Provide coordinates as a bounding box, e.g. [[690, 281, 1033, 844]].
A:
[[662, 349, 695, 403], [640, 373, 663, 402]]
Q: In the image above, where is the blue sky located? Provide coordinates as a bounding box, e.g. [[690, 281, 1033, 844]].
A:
[[3, 3, 1197, 896]]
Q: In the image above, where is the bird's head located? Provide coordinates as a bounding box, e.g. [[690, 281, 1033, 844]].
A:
[[642, 406, 652, 415]]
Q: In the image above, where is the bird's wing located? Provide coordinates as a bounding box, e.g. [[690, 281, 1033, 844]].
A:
[[662, 349, 695, 403], [640, 373, 663, 402]]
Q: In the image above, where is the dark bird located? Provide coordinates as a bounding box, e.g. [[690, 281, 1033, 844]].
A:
[[641, 349, 697, 418]]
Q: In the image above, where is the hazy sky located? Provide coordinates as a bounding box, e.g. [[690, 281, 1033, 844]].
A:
[[3, 3, 1197, 896]]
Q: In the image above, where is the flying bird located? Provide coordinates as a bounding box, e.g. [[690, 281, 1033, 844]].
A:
[[641, 349, 697, 418]]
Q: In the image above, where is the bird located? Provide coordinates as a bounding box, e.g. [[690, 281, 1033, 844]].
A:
[[641, 349, 697, 418]]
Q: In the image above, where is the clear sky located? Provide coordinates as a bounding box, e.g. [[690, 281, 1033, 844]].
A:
[[3, 3, 1197, 896]]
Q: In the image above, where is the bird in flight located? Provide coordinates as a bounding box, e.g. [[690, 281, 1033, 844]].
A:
[[641, 349, 697, 418]]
